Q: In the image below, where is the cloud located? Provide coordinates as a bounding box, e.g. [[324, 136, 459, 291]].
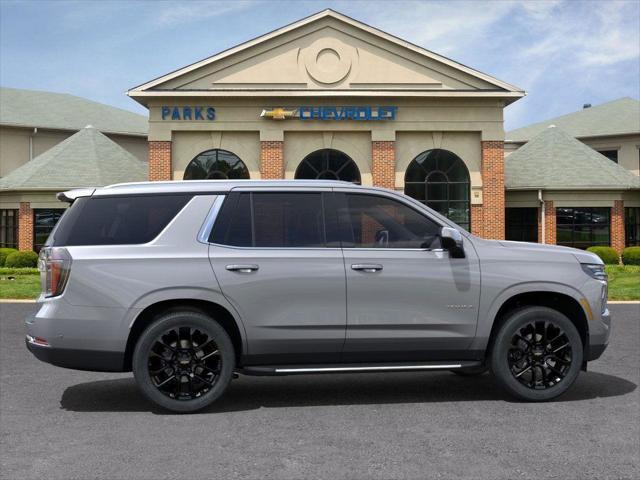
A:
[[152, 0, 255, 27]]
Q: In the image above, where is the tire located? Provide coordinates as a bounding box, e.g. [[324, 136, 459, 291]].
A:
[[490, 306, 583, 402], [451, 365, 488, 376], [133, 310, 235, 413]]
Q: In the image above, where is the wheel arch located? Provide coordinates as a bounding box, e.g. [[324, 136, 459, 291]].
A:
[[486, 290, 589, 360], [123, 298, 246, 371]]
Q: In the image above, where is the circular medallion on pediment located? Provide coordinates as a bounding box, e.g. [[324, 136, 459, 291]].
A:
[[302, 38, 356, 85]]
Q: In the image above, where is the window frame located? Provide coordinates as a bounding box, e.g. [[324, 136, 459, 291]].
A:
[[555, 206, 611, 249], [294, 149, 361, 184], [208, 189, 339, 250], [0, 209, 19, 249], [625, 207, 640, 247], [333, 190, 446, 251], [505, 207, 539, 243], [183, 148, 250, 181], [404, 149, 471, 231]]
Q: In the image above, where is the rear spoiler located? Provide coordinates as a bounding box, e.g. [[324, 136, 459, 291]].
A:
[[56, 188, 95, 204]]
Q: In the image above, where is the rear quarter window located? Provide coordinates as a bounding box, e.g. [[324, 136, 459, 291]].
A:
[[50, 195, 192, 246]]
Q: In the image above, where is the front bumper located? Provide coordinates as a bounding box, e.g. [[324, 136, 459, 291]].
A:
[[586, 306, 611, 361]]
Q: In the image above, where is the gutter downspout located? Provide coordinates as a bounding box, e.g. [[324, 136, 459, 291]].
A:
[[538, 189, 545, 244], [29, 127, 38, 160]]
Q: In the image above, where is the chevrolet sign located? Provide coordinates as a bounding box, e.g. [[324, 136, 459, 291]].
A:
[[261, 106, 397, 121]]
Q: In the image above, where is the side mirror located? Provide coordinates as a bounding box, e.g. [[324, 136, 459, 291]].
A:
[[440, 227, 465, 258]]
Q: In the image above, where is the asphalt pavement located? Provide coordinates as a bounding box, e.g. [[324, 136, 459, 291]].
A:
[[1, 303, 639, 480]]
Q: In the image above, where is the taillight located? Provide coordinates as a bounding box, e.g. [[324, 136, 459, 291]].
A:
[[38, 247, 72, 297]]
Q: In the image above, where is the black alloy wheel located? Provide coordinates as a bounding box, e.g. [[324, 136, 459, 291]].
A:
[[491, 306, 583, 401], [133, 310, 235, 413], [507, 320, 572, 389], [148, 326, 221, 400]]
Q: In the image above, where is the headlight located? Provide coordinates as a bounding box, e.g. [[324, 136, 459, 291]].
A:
[[581, 263, 607, 281]]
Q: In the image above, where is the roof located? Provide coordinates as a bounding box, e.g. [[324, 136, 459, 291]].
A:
[[507, 97, 640, 142], [505, 126, 640, 190], [0, 126, 148, 191], [0, 87, 148, 136], [128, 9, 524, 101]]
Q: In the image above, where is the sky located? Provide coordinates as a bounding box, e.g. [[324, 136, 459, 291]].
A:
[[1, 0, 639, 131]]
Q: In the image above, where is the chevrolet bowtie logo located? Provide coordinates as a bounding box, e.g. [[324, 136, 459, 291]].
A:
[[260, 107, 298, 120]]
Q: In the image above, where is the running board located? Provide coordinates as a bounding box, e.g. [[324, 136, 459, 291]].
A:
[[239, 360, 483, 376]]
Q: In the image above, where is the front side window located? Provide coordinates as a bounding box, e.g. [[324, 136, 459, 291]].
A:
[[51, 195, 192, 246], [505, 208, 538, 242], [556, 207, 610, 249], [211, 192, 328, 248], [0, 209, 18, 248], [34, 209, 65, 252], [183, 149, 249, 180], [338, 193, 441, 249], [404, 149, 470, 231], [626, 207, 640, 246]]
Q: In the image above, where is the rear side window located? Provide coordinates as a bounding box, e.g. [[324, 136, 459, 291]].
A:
[[51, 195, 192, 246], [211, 192, 330, 248]]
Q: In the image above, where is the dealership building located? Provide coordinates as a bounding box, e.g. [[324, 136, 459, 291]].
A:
[[1, 9, 639, 252]]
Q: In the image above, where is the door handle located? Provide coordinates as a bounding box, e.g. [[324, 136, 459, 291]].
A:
[[226, 264, 259, 273], [351, 264, 383, 273]]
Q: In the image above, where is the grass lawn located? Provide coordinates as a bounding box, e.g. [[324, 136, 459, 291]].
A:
[[0, 268, 40, 299], [1, 266, 639, 301], [605, 265, 640, 301]]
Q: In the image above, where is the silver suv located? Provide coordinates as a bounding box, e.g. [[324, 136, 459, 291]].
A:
[[26, 180, 610, 412]]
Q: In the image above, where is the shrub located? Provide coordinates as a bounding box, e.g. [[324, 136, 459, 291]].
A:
[[586, 246, 619, 265], [622, 246, 640, 265], [0, 248, 18, 266], [4, 250, 39, 268]]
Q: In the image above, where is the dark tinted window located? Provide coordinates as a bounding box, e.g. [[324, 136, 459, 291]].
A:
[[598, 150, 618, 163], [339, 194, 441, 249], [556, 207, 610, 249], [625, 207, 640, 246], [51, 195, 192, 246], [212, 192, 327, 248], [0, 209, 18, 249], [34, 209, 65, 252], [505, 208, 538, 242]]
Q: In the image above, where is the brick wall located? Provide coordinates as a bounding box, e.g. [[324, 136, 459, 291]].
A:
[[260, 141, 284, 179], [543, 200, 556, 244], [611, 200, 625, 255], [479, 141, 505, 239], [18, 202, 33, 251], [148, 141, 172, 181], [371, 141, 395, 189], [471, 205, 484, 237]]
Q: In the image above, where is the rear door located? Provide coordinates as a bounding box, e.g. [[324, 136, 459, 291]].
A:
[[208, 189, 346, 365], [336, 190, 481, 362]]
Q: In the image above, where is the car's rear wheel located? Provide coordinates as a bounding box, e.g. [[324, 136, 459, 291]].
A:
[[133, 310, 235, 413], [491, 306, 583, 401]]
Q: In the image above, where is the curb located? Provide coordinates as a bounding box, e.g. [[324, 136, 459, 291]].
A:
[[608, 301, 640, 305]]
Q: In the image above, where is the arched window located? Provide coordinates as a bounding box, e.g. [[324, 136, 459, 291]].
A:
[[404, 149, 470, 231], [295, 149, 361, 184], [183, 149, 249, 180]]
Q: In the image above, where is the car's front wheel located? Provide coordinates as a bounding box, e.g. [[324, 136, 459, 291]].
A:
[[132, 310, 235, 413], [491, 306, 583, 401]]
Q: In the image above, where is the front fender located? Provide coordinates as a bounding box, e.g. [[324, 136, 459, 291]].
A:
[[471, 281, 589, 351]]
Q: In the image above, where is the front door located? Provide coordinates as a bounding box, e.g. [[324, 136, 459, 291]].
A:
[[208, 190, 346, 365], [335, 191, 481, 363]]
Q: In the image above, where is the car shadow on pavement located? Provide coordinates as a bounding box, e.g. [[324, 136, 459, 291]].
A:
[[60, 370, 637, 415]]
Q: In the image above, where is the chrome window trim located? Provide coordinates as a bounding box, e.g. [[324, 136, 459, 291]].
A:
[[197, 195, 225, 244]]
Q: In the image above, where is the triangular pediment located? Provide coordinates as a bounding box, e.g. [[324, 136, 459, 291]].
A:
[[129, 10, 523, 99]]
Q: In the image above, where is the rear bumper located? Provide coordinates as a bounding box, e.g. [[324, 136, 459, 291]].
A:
[[25, 336, 125, 372]]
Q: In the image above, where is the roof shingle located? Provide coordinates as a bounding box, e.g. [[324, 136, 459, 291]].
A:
[[505, 126, 640, 190], [0, 126, 148, 190], [506, 97, 640, 142], [0, 87, 147, 136]]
